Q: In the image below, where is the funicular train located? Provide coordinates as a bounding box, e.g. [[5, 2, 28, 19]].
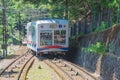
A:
[[26, 18, 69, 55]]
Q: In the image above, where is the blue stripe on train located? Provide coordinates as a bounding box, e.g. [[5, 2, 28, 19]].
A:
[[37, 48, 68, 51]]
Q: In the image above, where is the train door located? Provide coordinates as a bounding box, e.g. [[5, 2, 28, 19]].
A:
[[40, 30, 53, 46]]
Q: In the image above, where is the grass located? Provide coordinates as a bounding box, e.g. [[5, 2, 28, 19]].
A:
[[26, 61, 52, 80]]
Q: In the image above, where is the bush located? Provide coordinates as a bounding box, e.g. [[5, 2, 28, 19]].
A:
[[94, 21, 107, 32], [82, 42, 106, 55]]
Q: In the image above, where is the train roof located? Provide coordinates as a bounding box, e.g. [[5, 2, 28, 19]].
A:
[[35, 18, 68, 25], [27, 19, 68, 28], [37, 19, 68, 24]]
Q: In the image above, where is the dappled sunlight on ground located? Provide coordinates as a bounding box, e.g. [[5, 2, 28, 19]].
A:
[[26, 57, 62, 80]]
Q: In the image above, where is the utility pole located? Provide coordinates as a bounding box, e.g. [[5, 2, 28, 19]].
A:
[[1, 0, 7, 57], [65, 0, 68, 20]]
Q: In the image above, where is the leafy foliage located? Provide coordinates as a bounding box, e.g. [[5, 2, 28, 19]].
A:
[[0, 0, 37, 46], [0, 0, 120, 48], [82, 42, 106, 55], [21, 0, 120, 23], [94, 21, 107, 32]]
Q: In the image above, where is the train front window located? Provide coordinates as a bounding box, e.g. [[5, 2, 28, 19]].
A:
[[40, 30, 52, 46], [54, 30, 66, 45]]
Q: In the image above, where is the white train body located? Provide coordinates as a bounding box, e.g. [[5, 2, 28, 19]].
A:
[[27, 19, 69, 54]]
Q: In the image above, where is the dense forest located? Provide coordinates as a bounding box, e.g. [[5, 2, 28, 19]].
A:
[[0, 0, 120, 56]]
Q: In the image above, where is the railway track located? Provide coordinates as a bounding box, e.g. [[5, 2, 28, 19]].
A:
[[44, 58, 100, 80], [0, 50, 35, 80]]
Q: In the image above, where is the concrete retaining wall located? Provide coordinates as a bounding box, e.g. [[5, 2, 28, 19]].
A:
[[70, 24, 120, 80]]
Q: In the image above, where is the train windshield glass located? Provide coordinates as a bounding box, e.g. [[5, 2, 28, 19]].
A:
[[40, 30, 52, 46], [54, 30, 66, 45]]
